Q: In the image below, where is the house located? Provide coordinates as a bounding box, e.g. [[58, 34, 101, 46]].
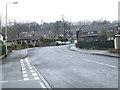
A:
[[76, 23, 117, 42], [16, 36, 43, 47]]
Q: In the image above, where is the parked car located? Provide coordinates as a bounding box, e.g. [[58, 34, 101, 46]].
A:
[[55, 41, 62, 46], [61, 41, 66, 45]]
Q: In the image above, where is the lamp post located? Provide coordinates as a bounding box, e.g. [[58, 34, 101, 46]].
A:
[[5, 2, 18, 57]]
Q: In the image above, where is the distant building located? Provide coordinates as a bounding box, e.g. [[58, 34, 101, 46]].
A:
[[76, 23, 117, 42]]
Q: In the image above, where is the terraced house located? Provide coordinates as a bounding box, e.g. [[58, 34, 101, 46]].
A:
[[76, 23, 117, 42]]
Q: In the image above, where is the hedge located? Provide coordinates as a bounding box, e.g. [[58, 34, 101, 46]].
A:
[[0, 45, 6, 55]]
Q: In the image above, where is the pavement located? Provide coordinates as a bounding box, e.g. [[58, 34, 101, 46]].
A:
[[69, 45, 120, 58], [1, 48, 51, 88]]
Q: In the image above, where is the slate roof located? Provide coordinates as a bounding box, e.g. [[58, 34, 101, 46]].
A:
[[16, 36, 42, 40], [81, 24, 116, 31]]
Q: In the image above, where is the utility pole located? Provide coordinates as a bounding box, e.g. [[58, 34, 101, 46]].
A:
[[5, 2, 18, 57]]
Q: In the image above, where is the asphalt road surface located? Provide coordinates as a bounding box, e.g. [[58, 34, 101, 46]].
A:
[[1, 45, 118, 88]]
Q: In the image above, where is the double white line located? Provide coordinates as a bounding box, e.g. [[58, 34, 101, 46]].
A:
[[20, 57, 51, 89], [20, 59, 29, 80]]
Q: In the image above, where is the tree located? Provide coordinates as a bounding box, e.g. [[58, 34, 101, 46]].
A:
[[99, 29, 108, 41], [53, 21, 62, 39]]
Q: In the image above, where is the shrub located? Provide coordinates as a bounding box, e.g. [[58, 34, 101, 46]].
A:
[[108, 48, 120, 53], [8, 44, 21, 50]]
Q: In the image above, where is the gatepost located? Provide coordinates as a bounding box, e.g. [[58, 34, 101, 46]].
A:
[[114, 34, 120, 49]]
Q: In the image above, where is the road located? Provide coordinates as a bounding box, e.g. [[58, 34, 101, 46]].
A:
[[1, 45, 118, 88]]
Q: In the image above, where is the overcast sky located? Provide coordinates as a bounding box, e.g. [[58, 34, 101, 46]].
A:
[[0, 0, 119, 24]]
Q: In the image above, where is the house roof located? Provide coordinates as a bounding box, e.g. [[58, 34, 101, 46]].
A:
[[74, 24, 116, 32], [81, 24, 115, 31], [16, 36, 42, 40]]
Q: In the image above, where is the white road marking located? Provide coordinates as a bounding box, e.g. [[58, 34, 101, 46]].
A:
[[20, 57, 51, 89], [20, 61, 23, 64], [26, 60, 29, 63], [82, 59, 117, 68], [21, 66, 25, 68], [34, 77, 40, 80], [48, 49, 55, 53], [23, 78, 29, 80], [18, 80, 23, 82], [2, 81, 9, 83], [23, 74, 28, 77], [27, 64, 31, 66], [40, 82, 46, 88], [32, 65, 51, 89], [22, 68, 26, 71], [22, 71, 27, 74], [29, 67, 33, 69], [21, 63, 24, 65], [28, 65, 32, 67], [32, 73, 38, 77], [25, 58, 28, 61], [31, 70, 35, 72]]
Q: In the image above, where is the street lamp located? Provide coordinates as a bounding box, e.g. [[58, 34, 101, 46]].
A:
[[5, 2, 18, 57]]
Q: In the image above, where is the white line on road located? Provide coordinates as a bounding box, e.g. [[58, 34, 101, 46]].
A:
[[22, 71, 27, 74], [21, 63, 24, 65], [20, 57, 51, 89], [23, 78, 29, 81], [32, 73, 38, 77], [40, 82, 46, 88], [29, 67, 33, 69], [20, 61, 23, 64], [34, 77, 40, 80], [31, 70, 35, 73], [22, 67, 26, 71], [48, 49, 55, 53], [32, 65, 52, 89], [82, 59, 117, 68], [23, 74, 28, 78], [1, 81, 9, 83]]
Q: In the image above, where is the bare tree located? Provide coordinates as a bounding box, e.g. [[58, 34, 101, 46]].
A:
[[53, 21, 62, 39], [99, 29, 108, 41]]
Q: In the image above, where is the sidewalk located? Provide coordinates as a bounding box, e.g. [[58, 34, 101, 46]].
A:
[[69, 45, 120, 58], [1, 48, 30, 83]]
